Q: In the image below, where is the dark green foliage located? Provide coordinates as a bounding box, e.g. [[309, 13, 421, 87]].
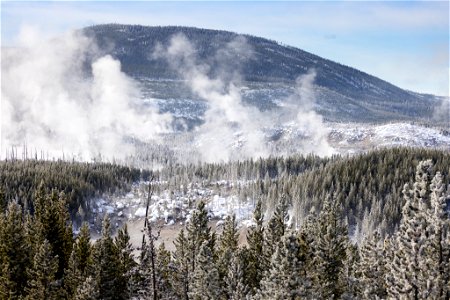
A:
[[114, 224, 136, 299], [74, 222, 92, 276], [90, 215, 121, 300], [35, 190, 74, 279], [217, 214, 239, 294], [25, 240, 59, 300], [245, 199, 265, 292], [245, 147, 450, 235], [0, 202, 30, 298], [313, 197, 349, 299], [259, 231, 309, 299], [186, 201, 213, 275], [64, 250, 83, 299], [0, 159, 140, 218], [172, 229, 190, 300]]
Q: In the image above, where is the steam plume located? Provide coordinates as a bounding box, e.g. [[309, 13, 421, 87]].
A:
[[1, 27, 172, 161]]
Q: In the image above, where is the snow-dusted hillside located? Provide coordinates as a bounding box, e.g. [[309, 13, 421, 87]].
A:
[[328, 123, 450, 154]]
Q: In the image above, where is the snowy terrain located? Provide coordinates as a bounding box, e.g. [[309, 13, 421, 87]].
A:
[[90, 181, 256, 233], [328, 122, 450, 154]]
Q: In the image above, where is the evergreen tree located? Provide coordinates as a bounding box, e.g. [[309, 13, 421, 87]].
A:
[[25, 240, 59, 300], [258, 231, 308, 299], [225, 250, 249, 300], [0, 202, 30, 298], [245, 199, 265, 292], [263, 195, 288, 274], [358, 230, 387, 299], [217, 214, 239, 294], [189, 241, 222, 300], [313, 197, 348, 299], [386, 160, 433, 299], [35, 190, 74, 279], [90, 215, 120, 300], [172, 228, 190, 300], [156, 243, 175, 299], [74, 276, 99, 300], [425, 171, 450, 299], [186, 201, 213, 279], [114, 224, 136, 299], [64, 249, 83, 299], [74, 222, 92, 277]]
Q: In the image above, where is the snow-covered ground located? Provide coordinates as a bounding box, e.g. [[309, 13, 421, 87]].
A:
[[90, 181, 256, 231], [328, 122, 450, 154]]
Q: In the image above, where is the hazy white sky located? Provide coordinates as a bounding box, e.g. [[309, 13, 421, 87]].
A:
[[2, 1, 449, 96]]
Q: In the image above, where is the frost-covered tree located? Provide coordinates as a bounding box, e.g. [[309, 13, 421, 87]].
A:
[[386, 160, 450, 299], [358, 230, 387, 299], [217, 214, 239, 294], [245, 199, 265, 293], [0, 202, 30, 298], [189, 241, 222, 300], [90, 215, 120, 300], [225, 250, 249, 300], [263, 195, 288, 274], [26, 240, 59, 300], [258, 231, 308, 299], [74, 276, 99, 300], [313, 197, 348, 299], [172, 229, 190, 300]]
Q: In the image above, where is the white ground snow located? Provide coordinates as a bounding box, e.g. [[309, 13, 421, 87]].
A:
[[90, 181, 255, 229]]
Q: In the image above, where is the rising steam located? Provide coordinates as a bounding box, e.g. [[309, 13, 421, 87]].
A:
[[153, 33, 334, 162], [1, 27, 172, 161], [2, 28, 334, 163]]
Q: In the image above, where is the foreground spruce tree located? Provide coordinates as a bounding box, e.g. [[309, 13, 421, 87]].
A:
[[0, 202, 30, 298], [386, 160, 450, 299], [25, 240, 59, 300], [313, 197, 349, 299], [172, 228, 190, 300], [225, 250, 249, 300], [90, 215, 121, 300], [245, 199, 264, 293], [189, 241, 222, 300], [114, 224, 136, 299], [358, 230, 387, 298], [217, 214, 239, 295], [258, 231, 309, 299]]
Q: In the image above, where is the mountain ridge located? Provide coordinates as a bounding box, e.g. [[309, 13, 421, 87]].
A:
[[82, 24, 441, 123]]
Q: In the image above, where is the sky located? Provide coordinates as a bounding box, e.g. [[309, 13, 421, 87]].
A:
[[1, 1, 449, 96]]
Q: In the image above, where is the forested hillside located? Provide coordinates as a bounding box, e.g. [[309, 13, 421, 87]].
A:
[[1, 159, 448, 299]]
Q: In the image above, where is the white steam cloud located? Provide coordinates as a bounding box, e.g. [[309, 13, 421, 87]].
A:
[[282, 70, 334, 156], [154, 34, 268, 162], [1, 27, 172, 161], [154, 33, 333, 162], [2, 28, 334, 164]]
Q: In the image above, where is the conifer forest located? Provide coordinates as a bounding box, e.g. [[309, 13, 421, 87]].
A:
[[1, 148, 449, 299]]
